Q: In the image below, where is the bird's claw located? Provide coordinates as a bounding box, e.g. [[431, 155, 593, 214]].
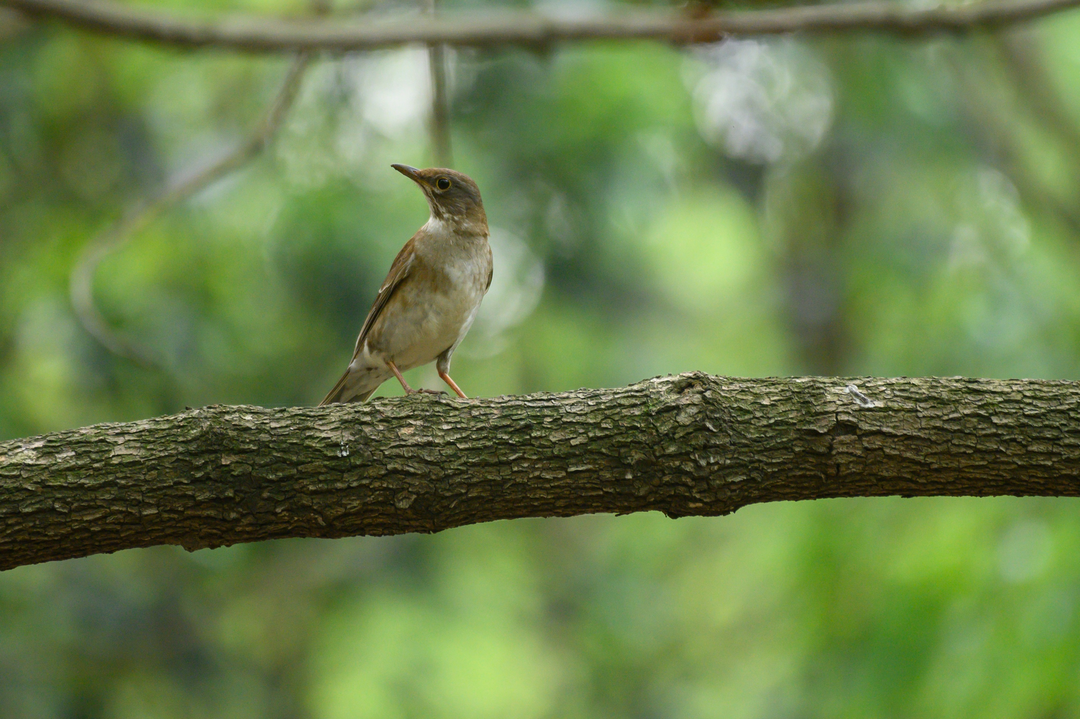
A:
[[409, 388, 447, 396]]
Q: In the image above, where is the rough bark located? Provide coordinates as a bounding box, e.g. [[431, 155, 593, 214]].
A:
[[1, 373, 1078, 571]]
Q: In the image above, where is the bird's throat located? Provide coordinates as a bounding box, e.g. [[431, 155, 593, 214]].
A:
[[423, 214, 488, 242]]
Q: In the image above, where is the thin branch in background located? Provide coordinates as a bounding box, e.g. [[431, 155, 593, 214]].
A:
[[426, 0, 452, 168], [995, 30, 1080, 173], [948, 42, 1080, 240], [965, 33, 1080, 239], [0, 5, 30, 39], [69, 53, 312, 366], [4, 0, 1080, 54], [990, 32, 1080, 240]]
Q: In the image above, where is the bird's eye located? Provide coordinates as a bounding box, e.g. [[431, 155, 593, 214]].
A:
[[436, 177, 451, 191]]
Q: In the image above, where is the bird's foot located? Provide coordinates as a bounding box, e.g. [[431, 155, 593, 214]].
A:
[[408, 388, 447, 396]]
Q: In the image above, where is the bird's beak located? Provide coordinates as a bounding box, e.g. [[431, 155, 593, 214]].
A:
[[391, 164, 421, 184]]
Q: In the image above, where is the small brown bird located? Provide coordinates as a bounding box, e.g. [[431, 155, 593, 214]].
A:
[[320, 164, 492, 404]]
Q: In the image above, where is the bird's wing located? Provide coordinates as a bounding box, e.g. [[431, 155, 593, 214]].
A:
[[350, 235, 417, 360], [319, 238, 418, 406]]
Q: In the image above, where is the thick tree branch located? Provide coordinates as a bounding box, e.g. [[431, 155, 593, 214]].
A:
[[2, 373, 1079, 571], [3, 0, 1080, 53]]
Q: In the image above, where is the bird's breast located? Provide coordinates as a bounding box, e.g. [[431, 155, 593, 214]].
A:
[[372, 235, 491, 370], [425, 240, 491, 328]]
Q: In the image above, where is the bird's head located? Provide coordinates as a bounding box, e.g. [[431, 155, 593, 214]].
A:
[[392, 164, 487, 233]]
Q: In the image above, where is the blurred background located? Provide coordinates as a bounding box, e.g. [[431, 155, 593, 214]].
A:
[[4, 0, 1080, 714]]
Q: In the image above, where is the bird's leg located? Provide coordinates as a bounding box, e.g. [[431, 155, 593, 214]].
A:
[[386, 360, 416, 393], [435, 351, 468, 399], [438, 370, 468, 399], [387, 360, 446, 396]]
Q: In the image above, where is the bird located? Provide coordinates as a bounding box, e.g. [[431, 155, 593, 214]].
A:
[[320, 164, 492, 405]]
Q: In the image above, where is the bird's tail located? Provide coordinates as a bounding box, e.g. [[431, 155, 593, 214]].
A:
[[319, 370, 378, 405]]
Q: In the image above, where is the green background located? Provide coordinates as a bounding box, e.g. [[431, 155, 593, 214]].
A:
[[3, 1, 1080, 716]]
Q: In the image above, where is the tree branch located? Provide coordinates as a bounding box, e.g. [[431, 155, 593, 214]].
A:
[[4, 0, 1080, 54], [69, 52, 312, 366], [2, 373, 1079, 571], [426, 0, 452, 168]]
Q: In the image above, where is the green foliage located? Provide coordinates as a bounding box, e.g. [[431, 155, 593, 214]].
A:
[[3, 2, 1080, 716]]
